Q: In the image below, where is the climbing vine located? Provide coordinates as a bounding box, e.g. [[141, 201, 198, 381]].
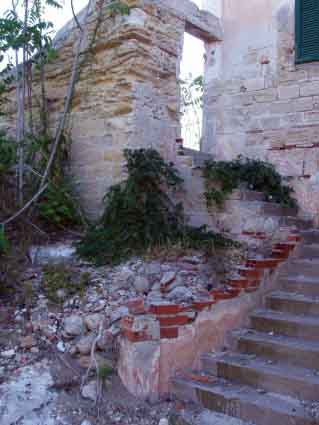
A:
[[203, 156, 297, 209], [77, 149, 237, 265], [0, 1, 130, 232]]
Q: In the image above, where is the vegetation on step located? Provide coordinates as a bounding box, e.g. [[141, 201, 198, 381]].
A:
[[203, 156, 297, 209], [42, 264, 90, 303], [77, 149, 238, 265]]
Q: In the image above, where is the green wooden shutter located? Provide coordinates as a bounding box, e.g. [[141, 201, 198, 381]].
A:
[[295, 0, 319, 64]]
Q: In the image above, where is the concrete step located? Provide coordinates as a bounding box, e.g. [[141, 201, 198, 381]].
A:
[[286, 259, 319, 278], [301, 230, 319, 244], [231, 329, 319, 369], [299, 244, 319, 258], [266, 291, 319, 315], [280, 217, 312, 230], [201, 352, 319, 402], [261, 203, 298, 217], [250, 309, 319, 340], [171, 408, 256, 425], [280, 276, 319, 297], [173, 377, 318, 425]]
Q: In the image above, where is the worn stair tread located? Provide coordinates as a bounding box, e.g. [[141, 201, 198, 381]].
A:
[[174, 407, 256, 425], [209, 351, 319, 386], [252, 308, 319, 324], [301, 230, 319, 236], [302, 243, 319, 249], [232, 328, 319, 353], [281, 275, 319, 284], [174, 376, 315, 422], [292, 258, 319, 265], [268, 290, 319, 303]]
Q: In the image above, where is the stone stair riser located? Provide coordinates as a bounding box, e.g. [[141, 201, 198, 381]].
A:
[[250, 315, 319, 341], [234, 334, 319, 369], [216, 361, 319, 402], [280, 279, 319, 297], [266, 296, 319, 315]]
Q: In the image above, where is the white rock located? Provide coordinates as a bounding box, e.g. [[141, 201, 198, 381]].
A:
[[84, 313, 102, 331], [159, 419, 169, 425], [81, 421, 92, 425], [81, 381, 97, 401], [113, 266, 135, 289], [160, 271, 176, 286], [133, 276, 150, 293], [64, 315, 84, 336], [56, 341, 66, 353], [29, 242, 76, 265], [107, 324, 121, 337], [0, 360, 56, 424], [76, 334, 95, 355], [110, 306, 129, 323], [146, 262, 162, 275], [167, 286, 193, 302], [1, 349, 15, 358], [55, 289, 67, 300]]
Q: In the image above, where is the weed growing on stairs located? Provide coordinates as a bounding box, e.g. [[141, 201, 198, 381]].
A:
[[77, 149, 238, 265], [203, 156, 297, 209]]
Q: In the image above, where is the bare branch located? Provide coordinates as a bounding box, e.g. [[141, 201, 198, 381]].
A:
[[1, 183, 48, 227], [71, 0, 83, 32]]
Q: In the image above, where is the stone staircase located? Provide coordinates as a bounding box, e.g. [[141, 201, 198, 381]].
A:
[[176, 149, 312, 241], [173, 229, 319, 425]]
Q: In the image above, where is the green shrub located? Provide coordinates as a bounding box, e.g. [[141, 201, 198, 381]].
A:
[[203, 156, 297, 209], [42, 264, 90, 303], [0, 132, 15, 177], [0, 227, 9, 256], [77, 149, 237, 265], [37, 179, 83, 228]]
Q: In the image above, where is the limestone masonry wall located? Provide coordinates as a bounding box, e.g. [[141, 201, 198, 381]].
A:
[[2, 0, 318, 221], [0, 0, 221, 220], [204, 0, 319, 220]]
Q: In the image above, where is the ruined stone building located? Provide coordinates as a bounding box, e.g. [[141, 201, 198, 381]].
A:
[[3, 3, 319, 422], [3, 0, 319, 222]]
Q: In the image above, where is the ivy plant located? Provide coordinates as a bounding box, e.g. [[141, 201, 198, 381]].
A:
[[77, 149, 237, 265], [203, 156, 297, 209]]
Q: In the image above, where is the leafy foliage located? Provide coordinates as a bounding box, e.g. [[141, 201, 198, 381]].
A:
[[0, 132, 15, 177], [107, 1, 130, 16], [0, 0, 61, 60], [37, 180, 82, 227], [0, 227, 9, 256], [203, 156, 297, 209], [42, 264, 90, 303], [29, 134, 83, 228], [77, 149, 237, 265]]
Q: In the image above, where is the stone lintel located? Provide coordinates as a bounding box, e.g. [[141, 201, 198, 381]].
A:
[[157, 0, 223, 42]]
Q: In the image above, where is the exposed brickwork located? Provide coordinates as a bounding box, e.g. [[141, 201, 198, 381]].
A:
[[120, 231, 300, 345], [172, 228, 319, 424]]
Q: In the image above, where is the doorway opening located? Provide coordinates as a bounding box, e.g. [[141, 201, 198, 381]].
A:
[[180, 32, 205, 152]]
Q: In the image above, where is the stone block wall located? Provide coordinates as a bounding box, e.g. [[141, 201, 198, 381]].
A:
[[1, 0, 221, 220], [203, 0, 319, 220]]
